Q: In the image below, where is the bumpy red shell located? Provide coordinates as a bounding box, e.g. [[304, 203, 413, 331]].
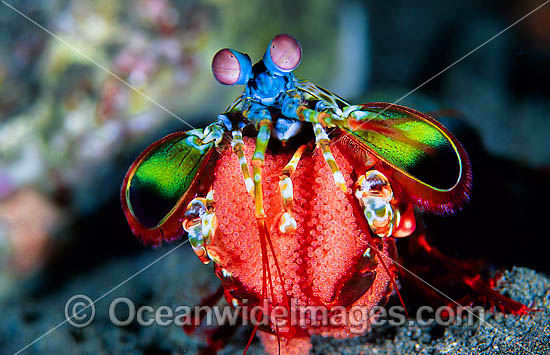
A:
[[206, 138, 397, 353]]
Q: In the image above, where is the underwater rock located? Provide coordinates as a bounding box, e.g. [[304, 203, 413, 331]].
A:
[[0, 240, 548, 355], [310, 267, 550, 355]]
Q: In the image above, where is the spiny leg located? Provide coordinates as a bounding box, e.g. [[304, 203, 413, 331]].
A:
[[231, 130, 254, 195], [203, 188, 217, 240], [278, 145, 307, 233], [312, 123, 347, 193], [241, 104, 292, 320], [280, 90, 338, 128], [295, 105, 341, 128], [242, 105, 285, 305], [250, 119, 291, 328], [283, 98, 348, 193], [251, 119, 272, 218], [294, 104, 362, 129], [241, 102, 273, 217], [233, 112, 287, 306]]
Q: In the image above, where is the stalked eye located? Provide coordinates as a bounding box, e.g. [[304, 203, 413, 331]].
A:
[[263, 34, 302, 76], [212, 48, 252, 85]]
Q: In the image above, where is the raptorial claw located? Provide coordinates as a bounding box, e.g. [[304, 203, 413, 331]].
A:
[[342, 105, 363, 119], [355, 170, 398, 238], [183, 196, 219, 264], [188, 120, 226, 146]]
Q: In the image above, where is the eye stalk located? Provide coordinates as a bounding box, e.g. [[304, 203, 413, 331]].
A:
[[212, 48, 252, 85], [263, 34, 302, 76]]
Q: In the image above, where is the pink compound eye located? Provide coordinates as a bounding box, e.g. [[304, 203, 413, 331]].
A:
[[267, 34, 302, 73], [212, 48, 251, 85]]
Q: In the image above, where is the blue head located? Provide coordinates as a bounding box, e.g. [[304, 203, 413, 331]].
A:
[[212, 35, 304, 141], [212, 34, 302, 88]]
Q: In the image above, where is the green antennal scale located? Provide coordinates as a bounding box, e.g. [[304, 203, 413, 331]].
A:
[[121, 131, 216, 245]]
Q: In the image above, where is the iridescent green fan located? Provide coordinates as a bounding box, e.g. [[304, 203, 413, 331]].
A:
[[340, 103, 471, 214], [121, 132, 215, 245]]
